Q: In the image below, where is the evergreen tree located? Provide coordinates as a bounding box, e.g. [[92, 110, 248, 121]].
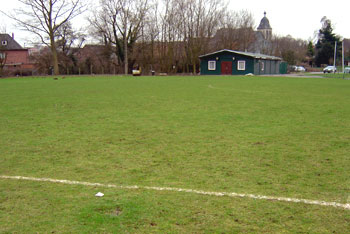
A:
[[306, 41, 314, 57], [315, 17, 341, 67]]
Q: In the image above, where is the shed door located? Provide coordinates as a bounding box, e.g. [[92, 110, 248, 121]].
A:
[[221, 62, 232, 75]]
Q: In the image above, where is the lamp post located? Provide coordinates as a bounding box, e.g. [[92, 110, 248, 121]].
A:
[[333, 41, 337, 74], [342, 40, 345, 79]]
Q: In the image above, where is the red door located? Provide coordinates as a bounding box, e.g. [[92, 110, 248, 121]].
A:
[[221, 61, 232, 75]]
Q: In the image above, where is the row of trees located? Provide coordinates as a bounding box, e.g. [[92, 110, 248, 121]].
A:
[[89, 0, 235, 74], [2, 0, 347, 75]]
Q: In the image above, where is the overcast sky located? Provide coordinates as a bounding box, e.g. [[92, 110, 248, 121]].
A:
[[1, 0, 349, 47]]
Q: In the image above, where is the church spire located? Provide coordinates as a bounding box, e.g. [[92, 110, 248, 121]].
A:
[[257, 11, 272, 40]]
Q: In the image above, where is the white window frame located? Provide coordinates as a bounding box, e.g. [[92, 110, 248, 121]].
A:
[[208, 61, 216, 71], [0, 52, 5, 59], [237, 60, 246, 71], [1, 40, 8, 46]]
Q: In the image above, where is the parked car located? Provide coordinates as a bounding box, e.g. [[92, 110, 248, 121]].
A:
[[292, 66, 306, 72], [344, 67, 350, 74], [295, 66, 306, 72], [323, 66, 337, 73]]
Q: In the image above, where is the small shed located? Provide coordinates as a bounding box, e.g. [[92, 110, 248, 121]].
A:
[[199, 49, 283, 75]]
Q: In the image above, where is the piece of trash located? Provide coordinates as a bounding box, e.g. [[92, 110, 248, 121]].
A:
[[95, 192, 104, 197]]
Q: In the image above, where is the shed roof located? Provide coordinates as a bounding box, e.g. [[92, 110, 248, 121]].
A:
[[199, 49, 282, 61]]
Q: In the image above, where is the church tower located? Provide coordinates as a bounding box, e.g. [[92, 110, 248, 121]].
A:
[[257, 12, 272, 40]]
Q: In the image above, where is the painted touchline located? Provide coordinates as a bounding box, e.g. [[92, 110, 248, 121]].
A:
[[1, 175, 350, 210]]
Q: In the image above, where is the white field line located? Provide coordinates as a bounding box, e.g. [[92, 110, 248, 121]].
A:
[[1, 175, 350, 210]]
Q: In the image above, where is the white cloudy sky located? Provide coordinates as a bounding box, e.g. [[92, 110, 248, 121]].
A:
[[1, 0, 349, 47], [233, 0, 350, 40]]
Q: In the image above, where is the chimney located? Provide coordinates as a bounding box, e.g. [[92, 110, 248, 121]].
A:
[[12, 33, 14, 39]]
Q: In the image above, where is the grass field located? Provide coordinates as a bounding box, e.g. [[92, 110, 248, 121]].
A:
[[321, 73, 350, 79], [1, 75, 350, 233], [304, 71, 350, 79]]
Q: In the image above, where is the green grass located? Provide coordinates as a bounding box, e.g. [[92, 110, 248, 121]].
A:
[[320, 73, 350, 79], [303, 72, 350, 79], [1, 75, 350, 233]]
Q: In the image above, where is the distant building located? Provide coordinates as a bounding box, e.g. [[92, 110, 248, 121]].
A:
[[199, 49, 283, 75], [250, 12, 273, 54], [211, 12, 274, 55], [257, 12, 272, 41], [0, 33, 34, 76], [199, 13, 285, 76]]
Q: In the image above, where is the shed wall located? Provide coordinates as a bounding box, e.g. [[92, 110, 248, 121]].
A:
[[200, 52, 255, 75], [200, 51, 281, 75]]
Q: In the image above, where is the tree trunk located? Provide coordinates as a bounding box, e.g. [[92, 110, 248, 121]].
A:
[[0, 52, 7, 76], [124, 14, 128, 75], [50, 38, 60, 76], [124, 36, 128, 75]]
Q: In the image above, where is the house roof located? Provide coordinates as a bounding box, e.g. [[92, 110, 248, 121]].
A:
[[199, 49, 282, 61], [257, 12, 272, 30], [0, 34, 23, 50]]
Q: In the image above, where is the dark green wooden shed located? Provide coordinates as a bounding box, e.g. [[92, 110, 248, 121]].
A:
[[199, 49, 283, 75]]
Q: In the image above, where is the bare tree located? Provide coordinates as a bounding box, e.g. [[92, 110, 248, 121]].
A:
[[156, 0, 226, 73], [235, 10, 256, 51], [180, 0, 227, 73], [55, 22, 86, 74], [0, 45, 7, 76], [137, 2, 160, 73], [3, 0, 85, 75], [0, 25, 8, 76], [90, 0, 152, 74], [157, 0, 182, 72], [272, 35, 308, 65], [0, 24, 6, 34], [214, 10, 255, 51]]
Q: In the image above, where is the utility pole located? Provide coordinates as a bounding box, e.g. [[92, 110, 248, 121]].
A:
[[333, 41, 337, 74], [342, 40, 345, 78]]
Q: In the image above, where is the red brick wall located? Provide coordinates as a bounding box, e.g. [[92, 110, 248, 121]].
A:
[[6, 50, 30, 65]]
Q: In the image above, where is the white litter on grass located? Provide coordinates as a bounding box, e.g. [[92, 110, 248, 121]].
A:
[[1, 175, 350, 210], [95, 192, 104, 197]]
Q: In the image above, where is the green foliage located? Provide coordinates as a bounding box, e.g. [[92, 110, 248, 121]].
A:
[[306, 41, 314, 57], [315, 17, 342, 66], [0, 76, 350, 232]]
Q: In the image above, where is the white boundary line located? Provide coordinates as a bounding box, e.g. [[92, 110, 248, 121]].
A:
[[1, 175, 350, 210]]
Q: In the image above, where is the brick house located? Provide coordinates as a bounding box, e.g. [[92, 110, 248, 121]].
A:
[[0, 33, 34, 76]]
